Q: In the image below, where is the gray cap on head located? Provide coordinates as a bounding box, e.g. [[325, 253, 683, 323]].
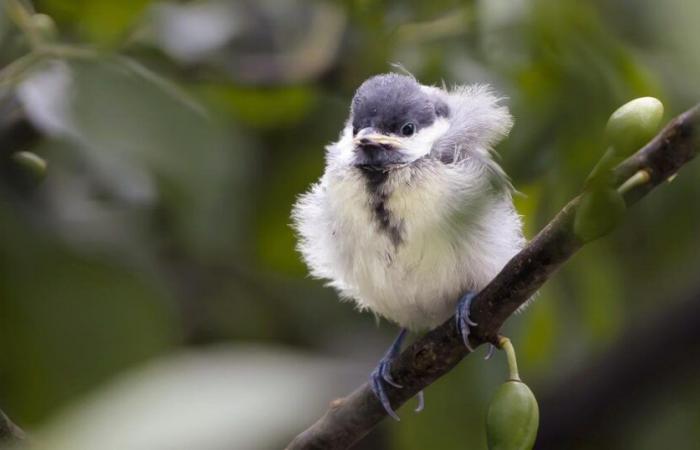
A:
[[351, 73, 449, 136]]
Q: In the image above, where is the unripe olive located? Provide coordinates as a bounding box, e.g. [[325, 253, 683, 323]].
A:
[[574, 187, 626, 242], [31, 14, 59, 41], [12, 151, 47, 184], [606, 97, 664, 157], [486, 380, 539, 450]]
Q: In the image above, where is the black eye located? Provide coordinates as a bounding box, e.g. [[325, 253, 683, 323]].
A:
[[400, 122, 416, 136], [352, 126, 358, 136]]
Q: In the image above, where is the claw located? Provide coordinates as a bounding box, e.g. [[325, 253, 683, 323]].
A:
[[414, 390, 425, 413], [456, 291, 477, 352], [371, 367, 401, 421], [369, 329, 408, 421], [484, 343, 496, 360], [379, 359, 402, 388]]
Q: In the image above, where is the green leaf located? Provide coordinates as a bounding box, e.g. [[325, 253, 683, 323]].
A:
[[197, 84, 318, 129], [41, 0, 151, 43]]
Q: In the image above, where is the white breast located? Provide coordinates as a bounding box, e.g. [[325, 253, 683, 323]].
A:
[[292, 157, 524, 331]]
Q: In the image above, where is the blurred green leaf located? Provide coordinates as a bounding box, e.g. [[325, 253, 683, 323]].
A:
[[570, 246, 625, 345], [0, 199, 177, 423], [197, 84, 318, 129], [520, 291, 558, 371], [41, 0, 151, 43], [65, 58, 244, 257]]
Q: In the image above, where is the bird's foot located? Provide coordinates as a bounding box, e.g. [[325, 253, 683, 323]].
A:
[[456, 291, 478, 352], [370, 329, 424, 420]]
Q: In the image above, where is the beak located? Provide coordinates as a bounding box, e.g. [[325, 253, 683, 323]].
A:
[[352, 131, 402, 150], [351, 129, 406, 169]]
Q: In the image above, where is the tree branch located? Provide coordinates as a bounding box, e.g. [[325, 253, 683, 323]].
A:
[[286, 103, 700, 450]]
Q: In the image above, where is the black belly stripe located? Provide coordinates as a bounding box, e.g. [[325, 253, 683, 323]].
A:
[[361, 168, 404, 247]]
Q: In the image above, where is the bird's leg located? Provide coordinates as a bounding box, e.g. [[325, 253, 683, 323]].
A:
[[456, 291, 478, 352], [370, 328, 420, 421]]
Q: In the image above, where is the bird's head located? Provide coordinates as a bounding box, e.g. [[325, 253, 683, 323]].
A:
[[346, 73, 450, 171]]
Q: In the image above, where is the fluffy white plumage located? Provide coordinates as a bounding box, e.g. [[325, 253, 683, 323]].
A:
[[292, 76, 525, 331]]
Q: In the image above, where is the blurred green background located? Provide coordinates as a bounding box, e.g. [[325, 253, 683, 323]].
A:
[[1, 0, 700, 449]]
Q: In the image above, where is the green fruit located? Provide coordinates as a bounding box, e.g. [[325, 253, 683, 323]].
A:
[[606, 97, 664, 157], [12, 151, 47, 184], [574, 188, 626, 242], [31, 14, 59, 41], [486, 380, 539, 450]]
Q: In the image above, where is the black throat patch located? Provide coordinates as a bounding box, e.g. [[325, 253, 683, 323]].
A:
[[361, 169, 404, 247]]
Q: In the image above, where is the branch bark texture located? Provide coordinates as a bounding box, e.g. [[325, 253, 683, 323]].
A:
[[286, 104, 700, 450]]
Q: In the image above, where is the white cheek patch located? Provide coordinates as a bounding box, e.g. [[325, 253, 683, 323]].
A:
[[327, 125, 356, 167], [400, 118, 450, 161]]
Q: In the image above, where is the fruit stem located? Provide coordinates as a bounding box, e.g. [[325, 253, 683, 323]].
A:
[[585, 146, 618, 188], [618, 169, 651, 195], [498, 336, 520, 381]]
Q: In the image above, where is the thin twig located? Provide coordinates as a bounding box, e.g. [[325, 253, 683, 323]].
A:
[[4, 0, 42, 50], [286, 104, 700, 450], [0, 52, 41, 88]]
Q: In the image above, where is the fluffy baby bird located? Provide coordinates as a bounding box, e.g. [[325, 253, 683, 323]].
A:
[[292, 73, 525, 419]]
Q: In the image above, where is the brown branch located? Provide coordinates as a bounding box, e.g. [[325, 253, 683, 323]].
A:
[[286, 104, 700, 450]]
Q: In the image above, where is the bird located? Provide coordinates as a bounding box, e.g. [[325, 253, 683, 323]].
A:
[[291, 72, 525, 420]]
